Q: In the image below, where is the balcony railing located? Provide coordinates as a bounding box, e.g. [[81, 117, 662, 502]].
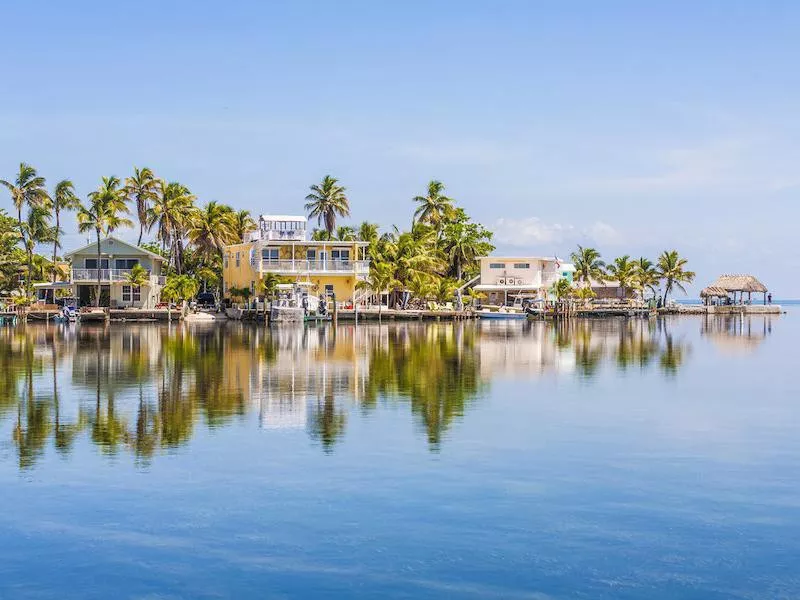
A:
[[260, 259, 369, 274], [71, 269, 166, 286]]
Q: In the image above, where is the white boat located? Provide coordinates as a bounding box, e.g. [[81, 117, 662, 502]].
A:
[[270, 283, 323, 324], [478, 309, 527, 320]]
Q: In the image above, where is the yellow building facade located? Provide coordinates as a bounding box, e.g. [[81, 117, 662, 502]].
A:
[[222, 215, 369, 305]]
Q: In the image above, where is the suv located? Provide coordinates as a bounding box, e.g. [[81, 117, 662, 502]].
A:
[[195, 292, 217, 309]]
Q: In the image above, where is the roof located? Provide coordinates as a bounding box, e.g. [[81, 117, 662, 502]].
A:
[[481, 256, 571, 264], [700, 286, 729, 298], [64, 236, 165, 262], [33, 282, 74, 290], [475, 284, 547, 292], [259, 215, 307, 221], [705, 274, 768, 293]]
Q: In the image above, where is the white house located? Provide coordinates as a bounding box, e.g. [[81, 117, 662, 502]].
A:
[[472, 256, 576, 305], [36, 236, 167, 308]]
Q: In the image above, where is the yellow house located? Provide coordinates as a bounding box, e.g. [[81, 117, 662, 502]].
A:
[[222, 215, 369, 305]]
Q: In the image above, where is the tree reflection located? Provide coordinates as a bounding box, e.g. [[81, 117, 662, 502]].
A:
[[363, 324, 485, 450], [0, 316, 693, 469]]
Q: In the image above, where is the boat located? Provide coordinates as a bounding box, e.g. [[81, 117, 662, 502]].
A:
[[56, 304, 78, 323], [270, 283, 324, 324], [478, 309, 528, 320]]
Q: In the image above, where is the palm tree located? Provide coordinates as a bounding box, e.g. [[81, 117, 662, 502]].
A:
[[335, 225, 357, 241], [188, 201, 237, 262], [551, 278, 572, 301], [124, 265, 150, 306], [259, 273, 285, 301], [606, 255, 638, 300], [570, 245, 606, 287], [357, 221, 380, 244], [634, 257, 659, 302], [233, 210, 257, 243], [311, 228, 333, 241], [413, 180, 455, 232], [358, 261, 394, 320], [1, 163, 50, 295], [148, 181, 195, 274], [50, 180, 80, 281], [21, 206, 54, 289], [441, 220, 492, 281], [305, 175, 350, 236], [124, 167, 158, 246], [77, 176, 132, 306], [656, 250, 695, 305]]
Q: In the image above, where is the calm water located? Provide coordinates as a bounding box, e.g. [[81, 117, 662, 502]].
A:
[[1, 313, 798, 599]]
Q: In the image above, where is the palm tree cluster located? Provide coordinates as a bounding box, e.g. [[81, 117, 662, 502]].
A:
[[371, 194, 493, 307], [1, 162, 257, 301], [302, 176, 494, 308], [570, 245, 695, 303]]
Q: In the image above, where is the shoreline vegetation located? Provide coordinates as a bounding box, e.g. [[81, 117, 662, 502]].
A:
[[1, 161, 707, 315]]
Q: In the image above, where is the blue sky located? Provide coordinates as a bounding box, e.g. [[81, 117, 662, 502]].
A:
[[1, 1, 797, 296]]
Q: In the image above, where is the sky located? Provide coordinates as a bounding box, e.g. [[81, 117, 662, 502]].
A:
[[1, 1, 798, 296]]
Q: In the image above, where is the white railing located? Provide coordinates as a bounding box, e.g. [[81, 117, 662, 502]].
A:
[[492, 272, 563, 288], [260, 259, 369, 274], [71, 269, 165, 286]]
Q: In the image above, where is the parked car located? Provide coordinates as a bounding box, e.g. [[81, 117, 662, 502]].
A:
[[195, 292, 217, 309]]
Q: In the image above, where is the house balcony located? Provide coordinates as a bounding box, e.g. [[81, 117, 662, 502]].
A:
[[259, 259, 370, 275], [71, 269, 166, 286]]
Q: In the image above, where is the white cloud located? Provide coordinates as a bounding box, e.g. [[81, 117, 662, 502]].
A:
[[493, 217, 623, 249]]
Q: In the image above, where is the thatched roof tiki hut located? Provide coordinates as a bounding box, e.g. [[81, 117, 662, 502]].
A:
[[700, 275, 769, 305]]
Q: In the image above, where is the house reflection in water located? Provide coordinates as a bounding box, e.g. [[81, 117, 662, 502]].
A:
[[0, 318, 693, 469]]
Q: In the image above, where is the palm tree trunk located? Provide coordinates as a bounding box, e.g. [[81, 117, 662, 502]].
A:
[[52, 209, 60, 283], [96, 227, 102, 307]]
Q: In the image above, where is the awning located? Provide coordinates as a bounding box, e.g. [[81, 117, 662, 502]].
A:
[[474, 285, 543, 292], [33, 282, 74, 290]]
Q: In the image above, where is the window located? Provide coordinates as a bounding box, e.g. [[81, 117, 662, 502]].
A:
[[325, 284, 334, 297], [331, 249, 350, 262], [224, 255, 229, 268], [85, 258, 109, 269], [306, 249, 316, 260], [133, 286, 141, 302], [235, 252, 240, 267], [262, 248, 279, 263], [250, 281, 255, 294], [489, 263, 505, 269], [115, 259, 139, 269], [122, 285, 140, 302], [514, 263, 530, 269]]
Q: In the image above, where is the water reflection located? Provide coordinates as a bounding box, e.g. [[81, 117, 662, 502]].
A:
[[701, 314, 774, 355], [0, 317, 705, 468]]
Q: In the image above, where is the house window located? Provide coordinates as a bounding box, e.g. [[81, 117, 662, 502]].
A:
[[122, 285, 140, 302], [331, 249, 350, 262], [306, 249, 317, 260], [262, 248, 279, 263], [235, 252, 240, 267], [85, 258, 109, 269], [489, 263, 505, 269], [115, 259, 139, 269], [325, 284, 334, 297], [514, 263, 530, 269], [250, 281, 255, 294], [224, 255, 228, 268]]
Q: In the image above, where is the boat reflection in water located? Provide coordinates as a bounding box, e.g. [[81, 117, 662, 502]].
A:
[[0, 316, 722, 470]]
